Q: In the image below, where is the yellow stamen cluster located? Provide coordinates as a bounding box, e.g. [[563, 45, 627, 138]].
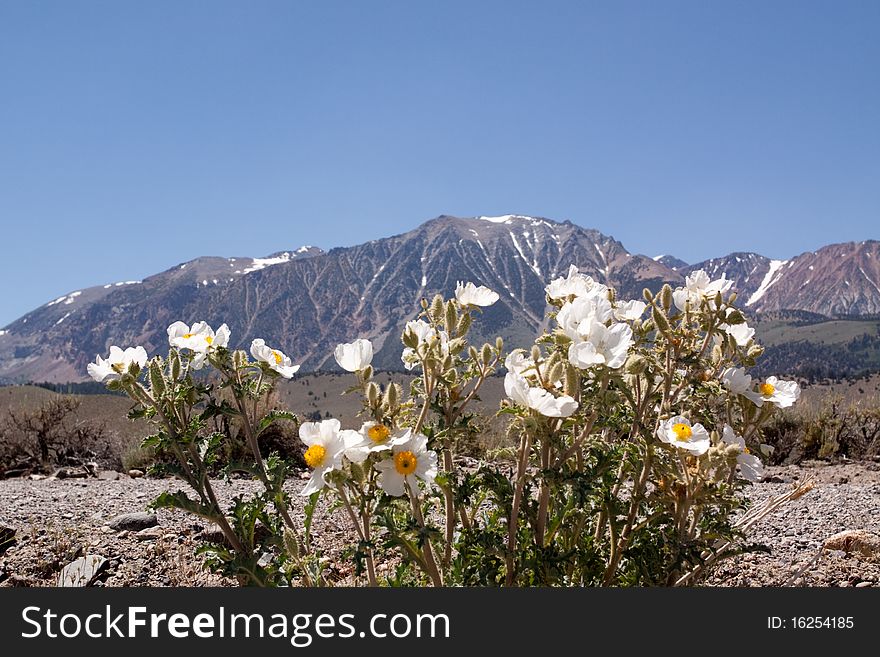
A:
[[182, 333, 193, 339], [304, 444, 326, 469], [272, 350, 283, 365], [111, 362, 126, 374], [368, 424, 391, 443], [205, 336, 214, 345], [672, 423, 693, 441], [759, 382, 775, 396], [394, 450, 417, 475]]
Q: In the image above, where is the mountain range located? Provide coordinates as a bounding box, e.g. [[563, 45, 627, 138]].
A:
[[1, 214, 878, 383]]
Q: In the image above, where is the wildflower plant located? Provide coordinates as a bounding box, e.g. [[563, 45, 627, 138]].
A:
[[89, 265, 806, 587]]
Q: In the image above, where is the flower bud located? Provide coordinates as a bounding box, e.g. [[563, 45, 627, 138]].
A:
[[624, 354, 647, 375], [496, 336, 504, 352], [169, 350, 182, 380], [481, 343, 493, 365], [531, 345, 542, 363], [546, 361, 563, 386], [445, 300, 458, 334], [383, 382, 399, 410], [456, 311, 472, 337], [284, 527, 300, 558], [367, 382, 380, 407], [728, 292, 738, 305], [652, 306, 671, 334], [361, 365, 374, 381], [563, 364, 580, 396], [233, 349, 248, 370], [643, 288, 654, 303], [606, 287, 616, 303], [149, 360, 166, 397], [660, 284, 673, 311], [430, 295, 445, 322]]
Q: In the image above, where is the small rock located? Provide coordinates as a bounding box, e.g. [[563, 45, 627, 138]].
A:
[[135, 527, 163, 541], [29, 474, 47, 481], [107, 512, 158, 532], [838, 477, 849, 484], [57, 555, 107, 587], [55, 467, 88, 479], [762, 475, 786, 484], [823, 530, 880, 559], [97, 471, 121, 481], [855, 581, 872, 588], [128, 469, 145, 479]]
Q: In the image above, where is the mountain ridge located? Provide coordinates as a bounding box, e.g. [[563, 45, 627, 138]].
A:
[[1, 215, 878, 383]]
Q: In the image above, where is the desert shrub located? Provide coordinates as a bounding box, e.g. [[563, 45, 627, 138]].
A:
[[90, 272, 807, 587], [763, 395, 880, 463], [0, 397, 126, 473]]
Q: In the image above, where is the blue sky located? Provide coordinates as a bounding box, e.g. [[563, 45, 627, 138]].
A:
[[1, 1, 878, 326]]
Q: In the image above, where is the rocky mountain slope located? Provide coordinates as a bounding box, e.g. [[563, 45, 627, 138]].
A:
[[0, 215, 878, 383]]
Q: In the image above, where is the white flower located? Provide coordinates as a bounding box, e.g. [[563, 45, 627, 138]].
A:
[[721, 321, 755, 347], [400, 320, 449, 371], [374, 430, 438, 497], [342, 421, 408, 464], [250, 338, 300, 378], [299, 419, 347, 495], [672, 270, 733, 311], [504, 349, 562, 386], [721, 366, 753, 395], [455, 281, 499, 307], [556, 296, 613, 341], [504, 372, 578, 418], [545, 265, 608, 301], [748, 376, 801, 408], [722, 424, 764, 482], [657, 416, 711, 455], [87, 345, 148, 382], [613, 299, 647, 321], [334, 338, 373, 372], [166, 321, 230, 369], [567, 322, 633, 370]]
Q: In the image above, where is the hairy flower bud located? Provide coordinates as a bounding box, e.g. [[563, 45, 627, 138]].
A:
[[660, 284, 673, 311], [448, 337, 466, 355], [456, 311, 472, 337], [445, 300, 458, 334], [643, 288, 654, 303], [725, 309, 745, 325], [481, 343, 493, 365], [531, 345, 542, 363], [367, 382, 380, 408], [563, 363, 580, 397], [148, 360, 166, 397], [546, 361, 564, 386], [652, 306, 671, 334], [496, 336, 504, 352], [383, 382, 399, 410], [169, 350, 182, 380], [430, 294, 445, 322], [624, 354, 647, 375], [361, 365, 374, 381]]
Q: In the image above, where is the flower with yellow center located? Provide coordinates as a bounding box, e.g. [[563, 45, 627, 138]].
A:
[[657, 416, 710, 455], [250, 338, 300, 378], [342, 422, 407, 464], [722, 424, 763, 482], [744, 376, 801, 409], [166, 321, 230, 369], [671, 423, 693, 441], [394, 450, 417, 475], [87, 345, 148, 382], [298, 419, 346, 496], [304, 444, 327, 469], [375, 430, 438, 497]]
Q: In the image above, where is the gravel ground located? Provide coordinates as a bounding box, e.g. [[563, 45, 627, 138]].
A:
[[1, 460, 879, 587]]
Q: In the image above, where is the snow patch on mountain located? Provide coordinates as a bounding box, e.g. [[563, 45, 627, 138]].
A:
[[746, 260, 787, 306]]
